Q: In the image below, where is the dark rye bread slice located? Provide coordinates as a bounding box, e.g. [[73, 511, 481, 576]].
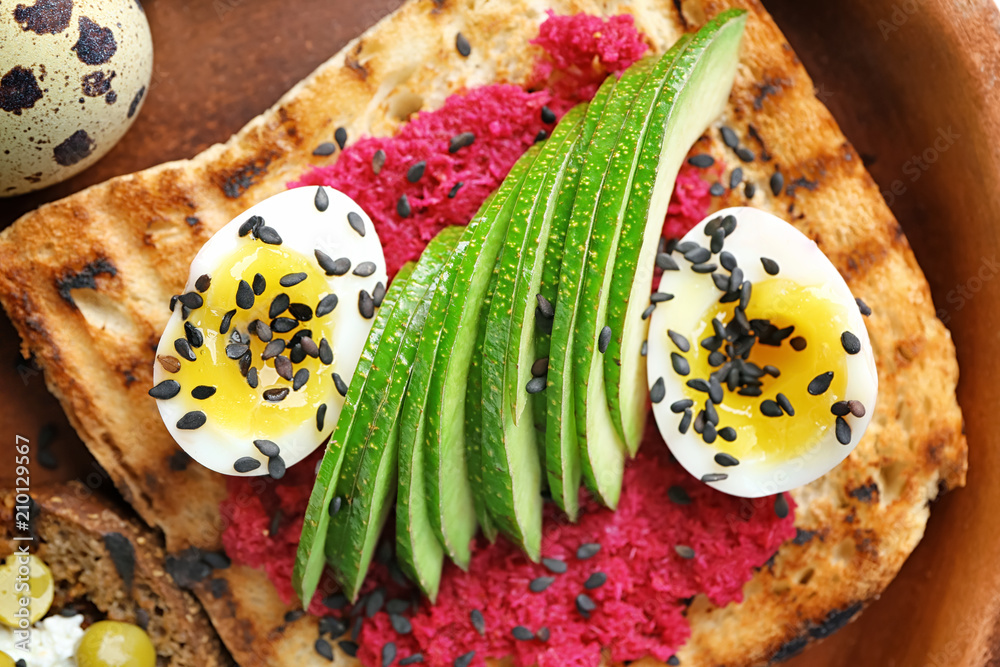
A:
[[0, 0, 966, 665], [0, 483, 230, 666]]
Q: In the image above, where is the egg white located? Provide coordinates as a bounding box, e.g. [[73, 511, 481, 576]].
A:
[[152, 187, 387, 476], [647, 206, 878, 497]]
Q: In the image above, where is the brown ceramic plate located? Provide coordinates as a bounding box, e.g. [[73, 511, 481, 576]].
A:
[[2, 0, 999, 664]]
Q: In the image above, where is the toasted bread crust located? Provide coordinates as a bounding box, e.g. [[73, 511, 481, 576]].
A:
[[0, 483, 230, 666], [0, 0, 966, 665]]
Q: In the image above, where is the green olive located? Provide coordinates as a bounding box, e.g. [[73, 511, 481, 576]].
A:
[[0, 650, 16, 667], [0, 554, 54, 627], [76, 620, 156, 667]]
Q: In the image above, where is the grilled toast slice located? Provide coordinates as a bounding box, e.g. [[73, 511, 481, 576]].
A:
[[0, 0, 966, 665]]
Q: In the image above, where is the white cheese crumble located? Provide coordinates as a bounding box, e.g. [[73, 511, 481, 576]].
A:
[[0, 614, 84, 666]]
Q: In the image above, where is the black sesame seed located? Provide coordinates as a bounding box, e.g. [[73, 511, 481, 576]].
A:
[[688, 154, 714, 168], [235, 280, 254, 310], [177, 411, 207, 430], [641, 304, 656, 320], [449, 132, 476, 153], [253, 439, 280, 458], [729, 167, 744, 190], [263, 388, 290, 402], [274, 355, 293, 380], [251, 273, 266, 297], [703, 422, 717, 443], [194, 274, 212, 293], [269, 293, 290, 319], [687, 378, 710, 393], [709, 182, 725, 197], [373, 282, 386, 307], [714, 452, 739, 467], [289, 302, 314, 322], [542, 557, 567, 574], [856, 297, 872, 316], [148, 380, 181, 400], [371, 150, 387, 176], [512, 626, 534, 641], [790, 336, 807, 351], [760, 257, 780, 275], [178, 292, 204, 309], [668, 350, 690, 376], [255, 320, 274, 343], [651, 292, 674, 303], [584, 572, 607, 589], [319, 338, 334, 365], [679, 408, 693, 434], [540, 106, 557, 125], [316, 293, 339, 317], [667, 330, 690, 353], [656, 252, 679, 271], [354, 261, 377, 277], [763, 365, 780, 378], [841, 331, 861, 355], [670, 399, 694, 413], [576, 543, 600, 560], [808, 371, 834, 395], [776, 392, 795, 416], [718, 426, 737, 442], [293, 368, 310, 391], [702, 335, 722, 351], [675, 545, 696, 559], [668, 485, 692, 505], [191, 385, 216, 400], [739, 386, 763, 397], [247, 367, 259, 388], [692, 262, 717, 274], [310, 186, 330, 212], [701, 472, 728, 483], [770, 171, 784, 196], [313, 142, 336, 157], [770, 495, 789, 521], [455, 32, 471, 57], [262, 339, 286, 361], [535, 129, 549, 143], [382, 642, 397, 667], [667, 657, 680, 666], [470, 609, 486, 635], [760, 400, 783, 417], [576, 593, 597, 617], [397, 194, 412, 218], [257, 226, 282, 245], [340, 641, 359, 658], [721, 214, 737, 236], [707, 350, 726, 367], [598, 326, 612, 354], [684, 246, 711, 264], [720, 126, 739, 148], [708, 377, 723, 404], [406, 161, 426, 183], [341, 213, 366, 242], [529, 576, 554, 593], [334, 127, 348, 150], [280, 272, 307, 287], [285, 342, 304, 364], [400, 655, 424, 666], [238, 216, 259, 237], [847, 400, 866, 418], [272, 317, 297, 333], [226, 343, 249, 360], [448, 182, 464, 198], [650, 377, 667, 403], [214, 307, 233, 334], [233, 457, 260, 473], [316, 404, 328, 431], [710, 227, 725, 253], [359, 290, 375, 318], [318, 250, 351, 276], [526, 376, 547, 394], [835, 416, 852, 444], [389, 613, 413, 635], [333, 373, 349, 397], [720, 251, 737, 272], [453, 651, 474, 667], [641, 340, 648, 356], [736, 146, 755, 162], [745, 182, 757, 198], [329, 496, 343, 516]]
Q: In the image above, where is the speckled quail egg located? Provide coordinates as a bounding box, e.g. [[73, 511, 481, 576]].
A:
[[0, 0, 153, 197]]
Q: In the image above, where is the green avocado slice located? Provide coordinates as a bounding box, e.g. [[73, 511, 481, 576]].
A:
[[546, 60, 656, 510], [293, 262, 414, 607], [535, 76, 620, 519], [604, 10, 748, 454], [480, 105, 587, 555], [325, 227, 462, 601], [416, 145, 540, 569]]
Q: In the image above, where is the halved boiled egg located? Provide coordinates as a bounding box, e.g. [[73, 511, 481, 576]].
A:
[[647, 206, 877, 497], [150, 187, 387, 477]]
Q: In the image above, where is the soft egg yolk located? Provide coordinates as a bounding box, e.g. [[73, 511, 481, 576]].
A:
[[680, 278, 848, 464], [172, 244, 336, 438]]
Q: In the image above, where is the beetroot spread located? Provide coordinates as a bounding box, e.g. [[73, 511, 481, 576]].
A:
[[221, 11, 797, 666]]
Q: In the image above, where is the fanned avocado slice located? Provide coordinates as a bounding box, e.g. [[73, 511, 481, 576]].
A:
[[603, 10, 748, 454], [479, 106, 587, 555], [293, 262, 414, 607], [419, 146, 541, 568], [325, 227, 462, 601]]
